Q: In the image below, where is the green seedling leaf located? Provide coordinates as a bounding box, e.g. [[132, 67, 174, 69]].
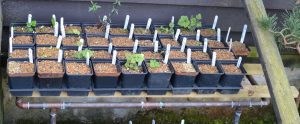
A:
[[149, 60, 160, 68], [74, 49, 93, 59], [178, 16, 190, 28], [196, 13, 202, 20], [124, 53, 145, 71], [89, 1, 101, 13], [51, 17, 56, 27]]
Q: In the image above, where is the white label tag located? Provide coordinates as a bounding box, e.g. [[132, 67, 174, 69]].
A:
[[180, 37, 187, 52], [146, 18, 152, 30], [108, 43, 113, 54], [86, 52, 90, 66], [52, 14, 56, 22], [124, 15, 130, 29], [174, 29, 180, 41], [212, 52, 217, 66], [102, 15, 107, 22], [9, 37, 13, 53], [28, 48, 33, 63], [133, 40, 139, 53], [181, 120, 185, 124], [171, 16, 175, 24], [152, 120, 155, 124], [212, 15, 218, 30], [60, 17, 66, 37], [112, 50, 117, 65], [225, 27, 231, 42], [187, 48, 191, 64], [217, 28, 221, 42], [236, 57, 242, 68], [154, 41, 159, 53], [28, 14, 32, 23], [196, 29, 200, 41], [228, 38, 233, 51], [129, 23, 135, 39], [57, 49, 63, 63], [105, 24, 110, 39], [54, 22, 59, 37], [203, 38, 208, 53], [240, 24, 247, 43], [10, 27, 14, 38], [78, 39, 84, 51], [56, 35, 63, 49], [153, 30, 158, 42], [163, 44, 171, 64]]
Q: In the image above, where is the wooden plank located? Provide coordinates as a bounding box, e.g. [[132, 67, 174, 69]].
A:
[[243, 63, 264, 75], [242, 0, 300, 123]]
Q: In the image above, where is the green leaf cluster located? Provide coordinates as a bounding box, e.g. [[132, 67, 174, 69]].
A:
[[259, 15, 277, 31], [74, 49, 93, 59], [178, 13, 202, 31], [149, 60, 160, 68], [89, 1, 101, 13], [51, 16, 56, 28], [107, 0, 121, 23], [26, 20, 36, 32], [68, 29, 80, 35], [124, 53, 144, 71]]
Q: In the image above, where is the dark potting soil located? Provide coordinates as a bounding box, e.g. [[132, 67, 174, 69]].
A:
[[66, 62, 91, 75], [35, 26, 54, 33], [169, 50, 186, 59], [87, 37, 109, 47], [142, 51, 163, 59], [213, 49, 235, 60], [171, 62, 196, 73], [111, 37, 134, 47], [110, 28, 128, 34], [85, 26, 104, 34], [92, 50, 112, 59], [191, 51, 210, 60], [160, 38, 180, 47], [146, 62, 170, 73], [37, 47, 59, 59], [36, 34, 57, 45], [13, 36, 33, 45], [62, 36, 82, 46], [221, 64, 242, 74], [200, 29, 217, 37], [93, 63, 118, 73], [198, 64, 218, 73], [208, 40, 225, 48], [9, 49, 28, 58], [8, 61, 35, 74], [231, 41, 249, 56], [134, 28, 151, 35], [38, 60, 64, 73]]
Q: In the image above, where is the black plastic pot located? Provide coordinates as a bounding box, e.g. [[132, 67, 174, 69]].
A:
[[9, 47, 35, 60], [134, 35, 162, 51], [39, 89, 62, 96], [36, 46, 60, 59], [110, 24, 129, 36], [90, 48, 113, 61], [62, 34, 86, 49], [208, 48, 237, 62], [153, 24, 174, 37], [35, 33, 58, 47], [131, 24, 154, 37], [114, 47, 137, 61], [65, 60, 93, 89], [174, 26, 196, 38], [194, 61, 223, 94], [82, 23, 105, 35], [188, 48, 211, 62], [12, 33, 35, 48], [139, 48, 163, 60], [11, 22, 34, 34], [179, 36, 203, 50], [86, 34, 110, 49], [35, 23, 54, 34], [158, 35, 181, 50], [63, 47, 85, 61], [9, 88, 33, 96], [66, 88, 90, 96], [110, 35, 135, 49], [198, 25, 217, 41], [92, 60, 121, 96], [64, 23, 84, 35]]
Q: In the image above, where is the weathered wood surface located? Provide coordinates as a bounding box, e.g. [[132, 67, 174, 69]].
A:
[[243, 0, 300, 123]]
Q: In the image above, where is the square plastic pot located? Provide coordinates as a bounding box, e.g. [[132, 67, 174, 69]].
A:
[[153, 24, 174, 37], [208, 48, 237, 62], [198, 25, 217, 41], [110, 24, 129, 37], [12, 33, 35, 48], [110, 35, 135, 49], [90, 48, 113, 61], [64, 23, 84, 35], [9, 46, 35, 60], [82, 23, 105, 35], [62, 34, 86, 49], [86, 34, 110, 49], [35, 33, 58, 47], [218, 61, 247, 87], [120, 61, 147, 88], [139, 48, 163, 60], [158, 35, 181, 50], [134, 35, 162, 51], [37, 59, 64, 89], [66, 88, 90, 96], [174, 26, 197, 37], [35, 23, 55, 34], [39, 89, 62, 96], [11, 22, 34, 34], [145, 60, 173, 88], [188, 48, 211, 62], [114, 47, 138, 61], [65, 60, 93, 89], [131, 24, 154, 37], [179, 36, 203, 50]]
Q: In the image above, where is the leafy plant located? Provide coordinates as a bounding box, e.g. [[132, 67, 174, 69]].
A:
[[149, 60, 160, 68], [124, 53, 144, 71], [51, 16, 56, 27], [26, 20, 37, 32], [74, 49, 93, 59], [177, 13, 202, 32], [67, 29, 80, 35], [89, 1, 101, 13], [107, 0, 121, 23], [157, 20, 175, 34]]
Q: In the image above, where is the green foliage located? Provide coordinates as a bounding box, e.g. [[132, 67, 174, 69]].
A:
[[178, 13, 202, 31], [89, 1, 101, 13], [259, 15, 277, 31], [157, 20, 175, 34], [149, 60, 160, 68], [107, 0, 121, 23], [124, 53, 144, 71], [26, 20, 36, 32], [74, 49, 93, 59], [51, 16, 56, 27], [67, 29, 80, 35]]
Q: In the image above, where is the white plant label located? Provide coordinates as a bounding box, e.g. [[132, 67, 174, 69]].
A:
[[146, 18, 152, 30], [181, 119, 185, 124], [108, 43, 113, 54], [112, 50, 117, 65], [52, 14, 56, 22], [124, 15, 130, 29], [28, 48, 33, 63], [10, 27, 14, 38], [174, 29, 180, 41], [203, 38, 208, 53], [56, 35, 63, 49], [228, 38, 233, 51], [54, 22, 59, 37], [212, 15, 218, 30], [154, 41, 159, 53], [217, 28, 221, 42], [225, 27, 231, 42], [129, 121, 133, 124], [152, 119, 155, 124], [237, 57, 242, 68], [102, 15, 107, 22], [196, 29, 200, 41], [180, 37, 187, 52], [240, 24, 247, 43], [9, 37, 13, 53], [28, 14, 32, 23], [105, 24, 110, 39], [138, 54, 144, 66], [78, 39, 84, 51], [133, 40, 139, 53], [57, 49, 63, 63], [153, 30, 158, 42], [212, 52, 217, 66], [187, 48, 191, 64], [60, 17, 66, 37], [86, 52, 90, 66], [129, 23, 135, 39], [163, 44, 171, 64], [171, 16, 175, 24]]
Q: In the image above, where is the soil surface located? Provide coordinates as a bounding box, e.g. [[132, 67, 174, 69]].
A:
[[156, 26, 172, 35], [117, 50, 132, 60], [160, 38, 180, 47], [121, 65, 143, 73], [66, 62, 91, 75], [92, 50, 112, 59], [93, 63, 118, 73], [8, 61, 34, 74], [64, 50, 81, 59], [208, 40, 225, 48], [36, 34, 57, 45], [85, 26, 104, 34], [62, 36, 82, 46], [14, 26, 31, 33], [213, 49, 235, 60], [191, 51, 210, 60], [198, 64, 218, 73], [38, 60, 64, 73], [9, 49, 28, 58], [87, 37, 109, 47], [134, 28, 151, 35], [35, 25, 53, 33], [13, 36, 33, 45], [221, 64, 242, 74], [180, 28, 195, 35], [65, 25, 82, 34], [169, 50, 186, 59], [186, 39, 202, 46], [200, 29, 217, 37], [146, 62, 170, 73], [171, 62, 196, 72], [231, 41, 250, 56], [110, 28, 128, 34], [37, 47, 59, 59], [142, 51, 163, 59], [111, 37, 134, 47], [139, 39, 154, 47]]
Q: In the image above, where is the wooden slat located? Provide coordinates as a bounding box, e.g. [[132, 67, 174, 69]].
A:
[[242, 0, 300, 123]]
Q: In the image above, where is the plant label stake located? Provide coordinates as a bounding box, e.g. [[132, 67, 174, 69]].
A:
[[102, 15, 107, 22], [112, 50, 117, 65], [152, 119, 155, 124], [225, 27, 231, 42], [163, 44, 171, 64], [129, 23, 135, 39], [28, 48, 33, 63], [54, 22, 59, 37], [217, 28, 221, 42], [108, 43, 113, 54], [56, 35, 63, 49], [105, 23, 110, 39], [86, 52, 90, 66], [52, 14, 56, 22], [28, 14, 32, 23], [9, 37, 13, 53], [174, 29, 180, 41], [196, 29, 200, 41], [181, 119, 185, 124], [78, 39, 84, 51], [60, 17, 66, 37], [146, 18, 152, 30], [240, 24, 247, 43], [212, 52, 216, 66], [236, 57, 242, 68], [203, 38, 208, 53], [228, 38, 233, 52], [57, 49, 63, 63], [129, 121, 133, 124], [187, 48, 191, 64], [153, 30, 158, 42], [171, 16, 175, 24], [10, 26, 14, 38], [133, 39, 139, 53], [180, 37, 187, 52], [124, 15, 130, 29], [154, 41, 159, 53], [138, 54, 144, 66], [212, 15, 218, 30]]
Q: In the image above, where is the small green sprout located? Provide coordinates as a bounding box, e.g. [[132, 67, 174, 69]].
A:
[[67, 29, 80, 35], [124, 53, 144, 71], [26, 20, 37, 32], [149, 60, 160, 68], [178, 13, 202, 32], [89, 1, 101, 13], [51, 16, 56, 27], [74, 49, 93, 59]]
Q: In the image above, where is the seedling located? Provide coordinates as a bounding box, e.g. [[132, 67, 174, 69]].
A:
[[157, 21, 175, 34], [74, 48, 94, 59], [178, 13, 202, 32], [149, 60, 160, 68], [26, 20, 37, 32], [51, 16, 56, 27], [124, 53, 144, 71], [76, 40, 84, 46], [67, 29, 80, 35]]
